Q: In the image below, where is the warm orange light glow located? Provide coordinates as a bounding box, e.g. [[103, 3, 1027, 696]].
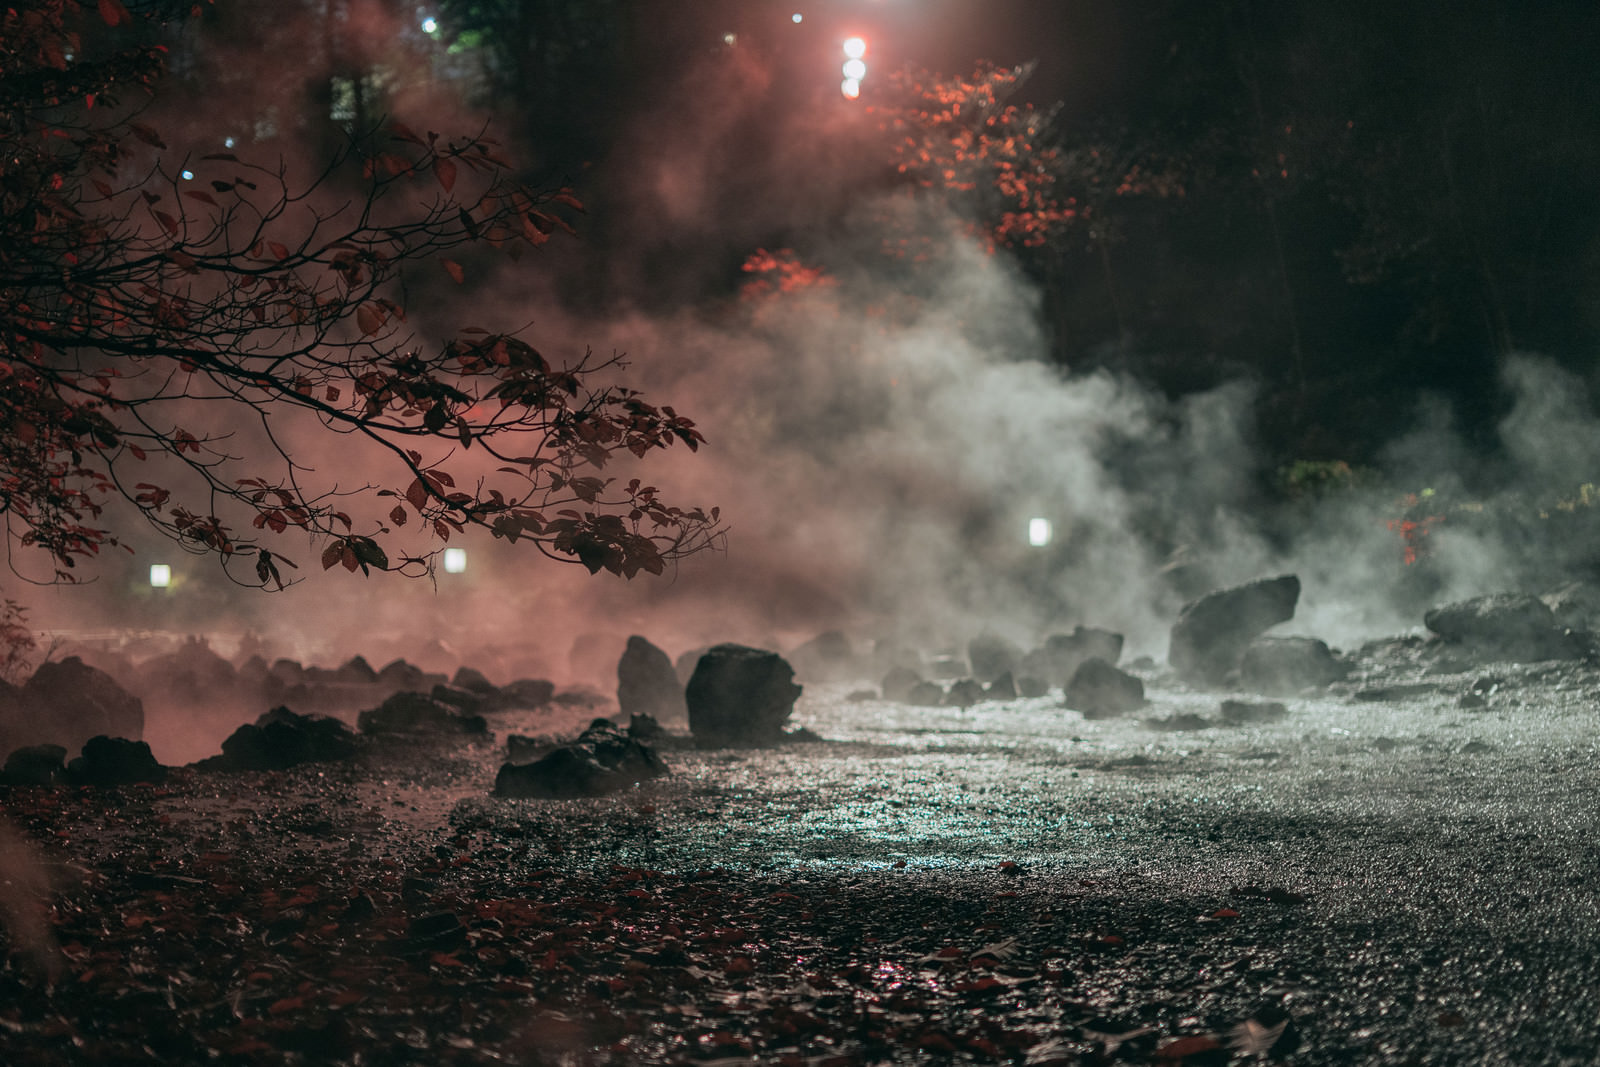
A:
[[842, 36, 867, 59], [841, 77, 861, 99]]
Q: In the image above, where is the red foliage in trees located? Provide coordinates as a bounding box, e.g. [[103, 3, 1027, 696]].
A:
[[0, 1, 719, 589]]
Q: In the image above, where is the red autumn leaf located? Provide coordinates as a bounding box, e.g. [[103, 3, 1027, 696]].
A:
[[442, 259, 464, 284], [97, 0, 131, 26], [1155, 1034, 1223, 1060], [356, 303, 386, 337], [435, 155, 457, 193], [389, 504, 407, 527], [405, 478, 428, 511]]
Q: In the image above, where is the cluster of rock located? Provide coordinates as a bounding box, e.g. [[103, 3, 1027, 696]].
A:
[[2, 736, 166, 787]]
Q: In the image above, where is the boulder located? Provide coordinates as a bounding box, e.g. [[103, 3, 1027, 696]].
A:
[[985, 671, 1017, 700], [616, 636, 687, 722], [1063, 657, 1145, 718], [493, 718, 669, 798], [205, 707, 358, 771], [967, 634, 1024, 684], [1541, 581, 1600, 632], [1168, 575, 1300, 684], [1, 743, 68, 786], [944, 678, 986, 707], [450, 665, 496, 694], [375, 659, 446, 692], [136, 638, 237, 704], [430, 684, 487, 714], [1239, 637, 1347, 694], [357, 691, 488, 735], [1016, 675, 1050, 698], [489, 678, 556, 710], [880, 665, 923, 704], [787, 631, 860, 683], [1423, 593, 1590, 662], [334, 655, 378, 685], [8, 657, 144, 753], [1021, 627, 1125, 687], [905, 680, 947, 707], [66, 735, 166, 786], [685, 644, 802, 747]]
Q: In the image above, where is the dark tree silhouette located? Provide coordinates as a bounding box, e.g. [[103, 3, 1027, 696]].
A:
[[0, 0, 720, 591]]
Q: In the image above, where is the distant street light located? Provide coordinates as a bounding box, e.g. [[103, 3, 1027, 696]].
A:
[[421, 15, 437, 34], [443, 548, 466, 574], [149, 564, 171, 587], [1028, 518, 1053, 547], [841, 36, 868, 99]]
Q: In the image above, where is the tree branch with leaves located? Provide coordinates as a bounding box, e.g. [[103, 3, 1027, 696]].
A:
[[0, 0, 720, 591]]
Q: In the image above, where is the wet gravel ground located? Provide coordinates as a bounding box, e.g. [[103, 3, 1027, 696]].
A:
[[5, 653, 1600, 1064]]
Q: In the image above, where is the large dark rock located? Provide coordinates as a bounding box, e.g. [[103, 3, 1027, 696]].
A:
[[450, 665, 496, 694], [205, 707, 358, 772], [905, 680, 947, 707], [788, 631, 860, 683], [1168, 575, 1300, 685], [967, 634, 1024, 684], [616, 636, 686, 722], [1063, 657, 1145, 718], [357, 691, 487, 735], [2, 657, 145, 754], [1021, 627, 1125, 687], [1, 743, 68, 786], [685, 644, 802, 747], [1423, 593, 1590, 662], [494, 718, 669, 798], [66, 736, 166, 786], [1239, 637, 1347, 694]]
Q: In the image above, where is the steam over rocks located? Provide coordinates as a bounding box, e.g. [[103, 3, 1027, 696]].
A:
[[358, 691, 488, 735], [1168, 575, 1300, 685], [786, 631, 860, 683], [1423, 593, 1590, 662], [1239, 636, 1347, 694], [1062, 657, 1146, 718], [685, 644, 803, 747], [967, 634, 1024, 684], [1019, 627, 1124, 688], [616, 635, 687, 722], [0, 657, 145, 757]]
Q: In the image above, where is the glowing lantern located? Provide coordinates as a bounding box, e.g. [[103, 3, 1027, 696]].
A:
[[149, 564, 172, 587], [792, 12, 803, 23], [443, 548, 467, 574], [843, 36, 867, 59], [841, 78, 861, 99], [843, 58, 866, 81], [1028, 518, 1053, 547]]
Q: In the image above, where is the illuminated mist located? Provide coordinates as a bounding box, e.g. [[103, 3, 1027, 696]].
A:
[[18, 13, 1600, 763]]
